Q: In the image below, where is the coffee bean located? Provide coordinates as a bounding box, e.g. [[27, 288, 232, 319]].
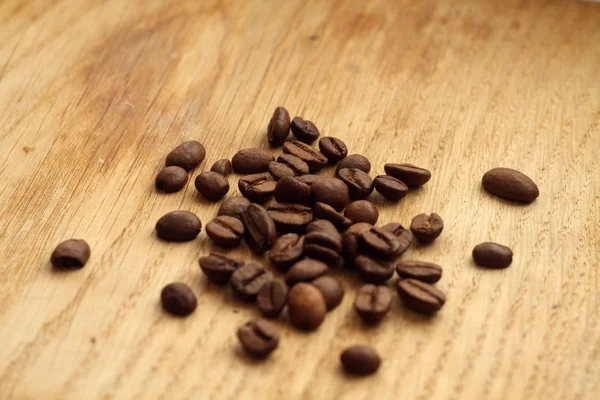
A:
[[355, 255, 394, 284], [268, 203, 313, 233], [472, 242, 513, 268], [410, 213, 443, 242], [304, 231, 343, 264], [199, 252, 243, 285], [155, 211, 201, 241], [306, 219, 341, 237], [155, 166, 188, 193], [361, 227, 403, 260], [268, 233, 305, 271], [195, 171, 229, 201], [313, 202, 352, 232], [397, 279, 445, 313], [268, 154, 310, 180], [267, 106, 291, 146], [342, 223, 373, 263], [297, 174, 328, 186], [274, 176, 312, 204], [373, 175, 408, 200], [286, 258, 328, 285], [282, 141, 328, 172], [311, 177, 350, 211], [340, 345, 381, 375], [230, 262, 274, 301], [384, 163, 431, 187], [210, 159, 232, 176], [237, 319, 279, 358], [482, 167, 539, 203], [206, 216, 245, 247], [257, 280, 288, 318], [241, 204, 277, 254], [344, 200, 378, 224], [396, 261, 442, 283], [161, 282, 197, 316], [218, 196, 251, 218], [338, 168, 374, 199], [354, 284, 392, 323], [335, 154, 371, 174], [51, 239, 91, 269], [291, 116, 320, 144], [287, 282, 327, 330], [232, 148, 275, 174], [165, 140, 206, 170], [319, 137, 348, 164], [238, 173, 276, 203], [311, 276, 344, 311], [378, 224, 413, 256]]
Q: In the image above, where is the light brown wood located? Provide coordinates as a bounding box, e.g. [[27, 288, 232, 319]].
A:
[[1, 0, 599, 398]]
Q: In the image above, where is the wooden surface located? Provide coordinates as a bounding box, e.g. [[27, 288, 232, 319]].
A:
[[1, 0, 599, 399]]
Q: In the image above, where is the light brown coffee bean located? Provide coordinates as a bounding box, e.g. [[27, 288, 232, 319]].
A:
[[287, 283, 327, 331]]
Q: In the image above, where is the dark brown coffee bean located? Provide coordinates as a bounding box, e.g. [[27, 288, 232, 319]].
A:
[[313, 202, 352, 232], [241, 204, 277, 254], [354, 284, 392, 323], [165, 140, 206, 170], [410, 213, 444, 242], [361, 227, 403, 260], [51, 239, 91, 269], [482, 167, 539, 203], [311, 276, 344, 311], [232, 148, 275, 174], [274, 176, 311, 204], [269, 154, 310, 180], [155, 166, 188, 193], [304, 230, 343, 264], [397, 279, 445, 313], [311, 177, 350, 211], [355, 255, 394, 284], [210, 159, 232, 176], [335, 154, 371, 174], [218, 196, 251, 218], [319, 137, 348, 164], [376, 224, 413, 257], [291, 116, 320, 144], [396, 261, 442, 283], [287, 282, 327, 330], [238, 173, 276, 203], [267, 106, 291, 146], [161, 282, 197, 316], [297, 174, 328, 186], [199, 252, 243, 285], [338, 168, 374, 200], [282, 141, 328, 172], [472, 242, 513, 268], [257, 280, 288, 318], [374, 175, 408, 200], [341, 345, 381, 375], [384, 163, 431, 187], [286, 258, 328, 285], [306, 219, 341, 237], [230, 262, 274, 301], [344, 200, 378, 224], [195, 171, 229, 201], [156, 211, 201, 242], [237, 319, 279, 358], [206, 216, 245, 247], [342, 223, 373, 263], [268, 233, 305, 271], [267, 203, 313, 233]]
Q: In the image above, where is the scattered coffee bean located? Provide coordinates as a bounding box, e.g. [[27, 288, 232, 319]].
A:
[[241, 204, 277, 254], [311, 177, 350, 211], [165, 140, 206, 170], [342, 223, 373, 263], [311, 276, 344, 311], [373, 175, 408, 200], [340, 345, 381, 375], [344, 200, 378, 224], [482, 167, 539, 203], [354, 284, 392, 323], [274, 176, 312, 204], [319, 137, 348, 164], [199, 252, 243, 285], [291, 116, 320, 144], [313, 202, 352, 231], [384, 163, 431, 187], [396, 261, 442, 283], [306, 219, 341, 237], [195, 171, 229, 201], [472, 242, 513, 268], [218, 196, 251, 218], [230, 262, 274, 301], [232, 148, 275, 174], [161, 282, 197, 316], [155, 210, 201, 242], [287, 282, 327, 331], [410, 213, 444, 242], [286, 258, 328, 285], [338, 168, 374, 199], [379, 223, 413, 256], [335, 154, 371, 174], [282, 141, 328, 172], [155, 166, 188, 193], [397, 279, 445, 313], [297, 174, 328, 186], [238, 173, 276, 203], [304, 231, 343, 264], [267, 106, 291, 146], [361, 227, 403, 260], [268, 233, 305, 271], [206, 216, 245, 247], [257, 280, 288, 318], [268, 203, 313, 233], [355, 255, 394, 284], [210, 159, 232, 176], [237, 319, 279, 358], [50, 239, 91, 269], [268, 154, 309, 180]]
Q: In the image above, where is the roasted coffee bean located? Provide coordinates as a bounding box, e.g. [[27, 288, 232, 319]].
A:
[[242, 204, 277, 254], [313, 202, 352, 232], [355, 255, 394, 284], [304, 230, 343, 264], [374, 175, 408, 200], [267, 106, 291, 146], [165, 140, 206, 170], [232, 148, 275, 174], [274, 176, 312, 204], [230, 262, 274, 301], [287, 283, 327, 331], [338, 168, 374, 200], [268, 203, 313, 233], [156, 211, 201, 242], [397, 279, 445, 313], [195, 171, 229, 201], [237, 319, 279, 358], [311, 177, 350, 211], [377, 224, 413, 256], [238, 173, 276, 203], [306, 219, 341, 237], [161, 282, 197, 316], [341, 345, 381, 375], [335, 154, 371, 174], [472, 242, 513, 268], [282, 141, 328, 172], [206, 216, 245, 247], [318, 137, 347, 164], [410, 213, 444, 242], [396, 261, 442, 283], [199, 252, 243, 285], [51, 239, 91, 269], [257, 280, 288, 318], [268, 233, 305, 271], [354, 284, 392, 323], [361, 227, 403, 260], [210, 159, 232, 176], [155, 166, 188, 193], [297, 174, 328, 186], [482, 167, 539, 203], [342, 223, 373, 263], [311, 276, 344, 311], [286, 258, 328, 285], [384, 163, 431, 187], [268, 154, 309, 180], [344, 200, 378, 225], [218, 196, 251, 218], [290, 116, 320, 144]]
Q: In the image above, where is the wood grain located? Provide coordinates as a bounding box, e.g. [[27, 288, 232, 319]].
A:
[[1, 0, 599, 398]]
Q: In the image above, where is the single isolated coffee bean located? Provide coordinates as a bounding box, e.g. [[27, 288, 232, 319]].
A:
[[268, 233, 305, 271], [286, 258, 328, 285], [354, 284, 392, 323], [482, 167, 539, 203], [311, 177, 350, 211], [267, 203, 313, 233], [342, 223, 373, 263], [51, 239, 91, 269], [355, 255, 394, 284], [396, 261, 442, 283], [306, 219, 341, 237], [161, 282, 197, 316], [155, 211, 201, 242], [267, 106, 291, 146], [373, 175, 408, 200], [199, 252, 243, 285], [384, 163, 431, 187], [238, 173, 276, 203], [268, 154, 309, 180], [230, 262, 274, 301], [218, 196, 251, 218], [338, 168, 374, 200], [344, 200, 379, 225], [319, 137, 348, 164], [379, 223, 413, 256], [155, 166, 188, 193], [274, 176, 312, 204], [314, 202, 352, 232], [397, 279, 445, 314], [195, 171, 229, 201], [472, 242, 513, 268], [257, 280, 288, 318], [232, 148, 275, 174], [237, 319, 279, 358], [410, 213, 444, 242], [210, 159, 232, 176], [206, 216, 245, 248], [291, 116, 320, 144], [165, 140, 206, 170], [282, 141, 328, 172], [340, 345, 381, 375], [361, 227, 402, 260], [242, 204, 277, 254], [304, 230, 343, 264], [287, 282, 327, 331], [335, 154, 371, 174], [311, 276, 344, 311]]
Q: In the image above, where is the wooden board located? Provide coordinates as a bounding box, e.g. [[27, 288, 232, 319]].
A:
[[1, 0, 599, 398]]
